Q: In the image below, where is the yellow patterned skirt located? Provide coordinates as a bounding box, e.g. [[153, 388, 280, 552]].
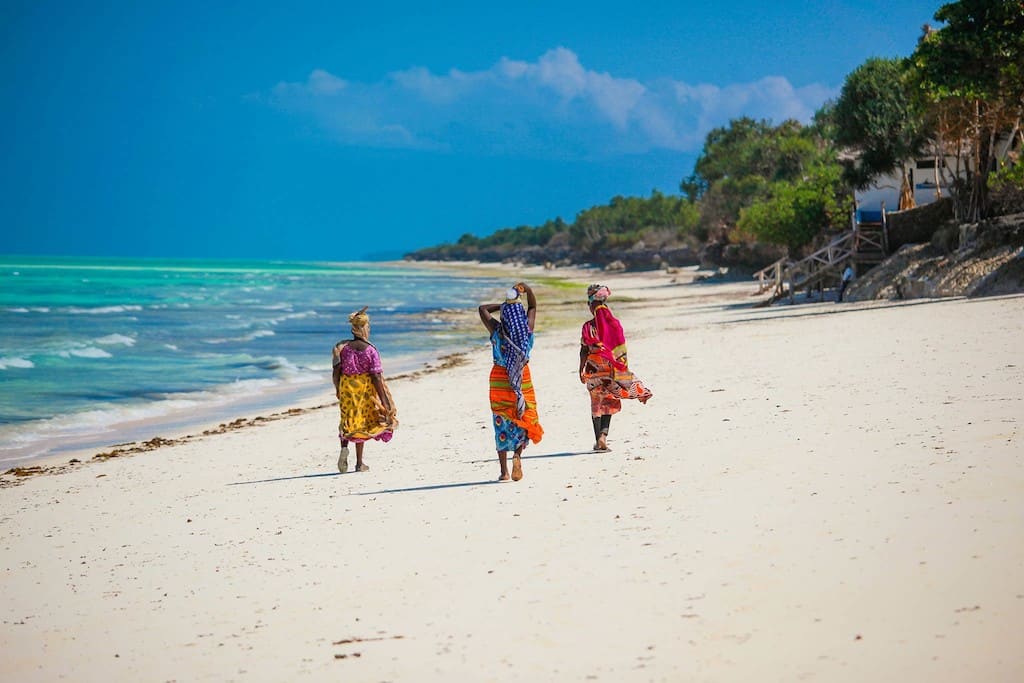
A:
[[337, 373, 398, 443]]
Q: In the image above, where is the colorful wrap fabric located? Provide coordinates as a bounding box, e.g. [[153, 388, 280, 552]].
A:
[[581, 350, 652, 416], [489, 363, 543, 448], [583, 352, 624, 417], [582, 304, 628, 371], [349, 307, 370, 340], [581, 306, 652, 416], [335, 344, 397, 444], [498, 301, 532, 418], [492, 413, 527, 452], [587, 284, 611, 303]]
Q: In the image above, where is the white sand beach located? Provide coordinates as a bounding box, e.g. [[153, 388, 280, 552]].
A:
[[2, 270, 1022, 682]]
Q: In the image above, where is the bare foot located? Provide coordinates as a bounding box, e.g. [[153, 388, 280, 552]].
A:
[[596, 435, 611, 452], [498, 473, 510, 481], [337, 446, 349, 473], [511, 456, 523, 481], [356, 463, 369, 472]]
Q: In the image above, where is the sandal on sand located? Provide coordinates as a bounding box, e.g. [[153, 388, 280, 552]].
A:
[[338, 446, 349, 473], [511, 456, 523, 481]]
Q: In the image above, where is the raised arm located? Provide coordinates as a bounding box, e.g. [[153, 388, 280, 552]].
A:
[[516, 282, 538, 332], [478, 303, 500, 334]]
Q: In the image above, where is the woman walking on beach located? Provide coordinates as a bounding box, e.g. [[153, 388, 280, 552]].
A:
[[479, 282, 544, 481], [332, 307, 397, 473], [579, 284, 652, 451]]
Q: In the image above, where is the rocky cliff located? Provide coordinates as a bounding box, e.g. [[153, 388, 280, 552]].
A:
[[845, 211, 1024, 301]]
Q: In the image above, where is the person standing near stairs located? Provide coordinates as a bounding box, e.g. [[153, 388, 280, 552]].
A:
[[838, 263, 855, 302]]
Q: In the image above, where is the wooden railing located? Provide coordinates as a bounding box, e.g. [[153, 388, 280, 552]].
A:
[[753, 231, 854, 299], [781, 231, 856, 300], [753, 256, 789, 297], [752, 205, 890, 303]]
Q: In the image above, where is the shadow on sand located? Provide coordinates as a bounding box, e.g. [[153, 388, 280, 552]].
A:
[[227, 471, 344, 485], [463, 450, 596, 465], [357, 451, 599, 495], [355, 480, 504, 495], [226, 450, 598, 491], [720, 295, 972, 326]]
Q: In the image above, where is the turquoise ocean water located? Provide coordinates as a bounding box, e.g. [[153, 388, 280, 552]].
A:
[[0, 256, 505, 465]]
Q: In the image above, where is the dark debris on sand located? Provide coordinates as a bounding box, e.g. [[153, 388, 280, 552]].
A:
[[0, 405, 327, 489]]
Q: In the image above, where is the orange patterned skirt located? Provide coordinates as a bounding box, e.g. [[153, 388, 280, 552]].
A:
[[582, 351, 652, 417], [488, 364, 543, 447]]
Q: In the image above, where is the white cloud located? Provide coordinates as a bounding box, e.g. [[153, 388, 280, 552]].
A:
[[307, 69, 347, 95], [269, 47, 837, 157]]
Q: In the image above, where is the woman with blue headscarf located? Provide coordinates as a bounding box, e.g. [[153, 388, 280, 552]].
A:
[[478, 281, 544, 481]]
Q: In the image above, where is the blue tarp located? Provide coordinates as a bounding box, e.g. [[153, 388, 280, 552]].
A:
[[857, 209, 883, 223]]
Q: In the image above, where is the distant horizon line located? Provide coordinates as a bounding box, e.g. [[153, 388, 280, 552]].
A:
[[0, 251, 413, 265]]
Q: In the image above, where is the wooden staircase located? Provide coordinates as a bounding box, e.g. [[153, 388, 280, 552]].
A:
[[753, 206, 890, 304], [850, 208, 888, 266]]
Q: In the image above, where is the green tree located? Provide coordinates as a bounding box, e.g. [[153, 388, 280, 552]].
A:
[[911, 0, 1024, 220], [691, 118, 813, 187], [737, 164, 852, 254], [679, 173, 706, 203], [831, 57, 929, 191], [568, 191, 699, 255], [683, 117, 831, 240]]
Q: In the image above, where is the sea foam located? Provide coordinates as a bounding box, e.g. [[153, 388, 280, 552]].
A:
[[0, 357, 35, 370], [95, 333, 136, 346]]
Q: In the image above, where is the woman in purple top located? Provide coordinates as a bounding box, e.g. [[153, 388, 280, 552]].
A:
[[331, 307, 397, 473]]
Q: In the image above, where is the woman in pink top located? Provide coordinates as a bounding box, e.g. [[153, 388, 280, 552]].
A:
[[331, 307, 397, 473], [578, 285, 651, 451]]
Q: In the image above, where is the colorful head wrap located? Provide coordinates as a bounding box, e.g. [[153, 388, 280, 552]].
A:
[[587, 284, 610, 303], [349, 306, 370, 339]]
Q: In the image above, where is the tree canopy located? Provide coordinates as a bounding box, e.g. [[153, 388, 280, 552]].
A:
[[737, 163, 852, 253], [831, 57, 929, 189], [684, 116, 843, 249], [911, 0, 1024, 219]]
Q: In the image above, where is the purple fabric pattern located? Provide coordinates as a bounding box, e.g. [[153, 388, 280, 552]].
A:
[[339, 345, 382, 375]]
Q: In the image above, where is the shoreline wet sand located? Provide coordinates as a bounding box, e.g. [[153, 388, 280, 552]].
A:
[[0, 263, 587, 479], [0, 258, 519, 470], [1, 266, 1021, 682]]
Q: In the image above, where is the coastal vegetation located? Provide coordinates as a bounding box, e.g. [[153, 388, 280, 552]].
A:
[[406, 0, 1024, 273]]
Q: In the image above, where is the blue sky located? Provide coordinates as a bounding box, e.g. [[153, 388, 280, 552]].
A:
[[1, 1, 943, 261]]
